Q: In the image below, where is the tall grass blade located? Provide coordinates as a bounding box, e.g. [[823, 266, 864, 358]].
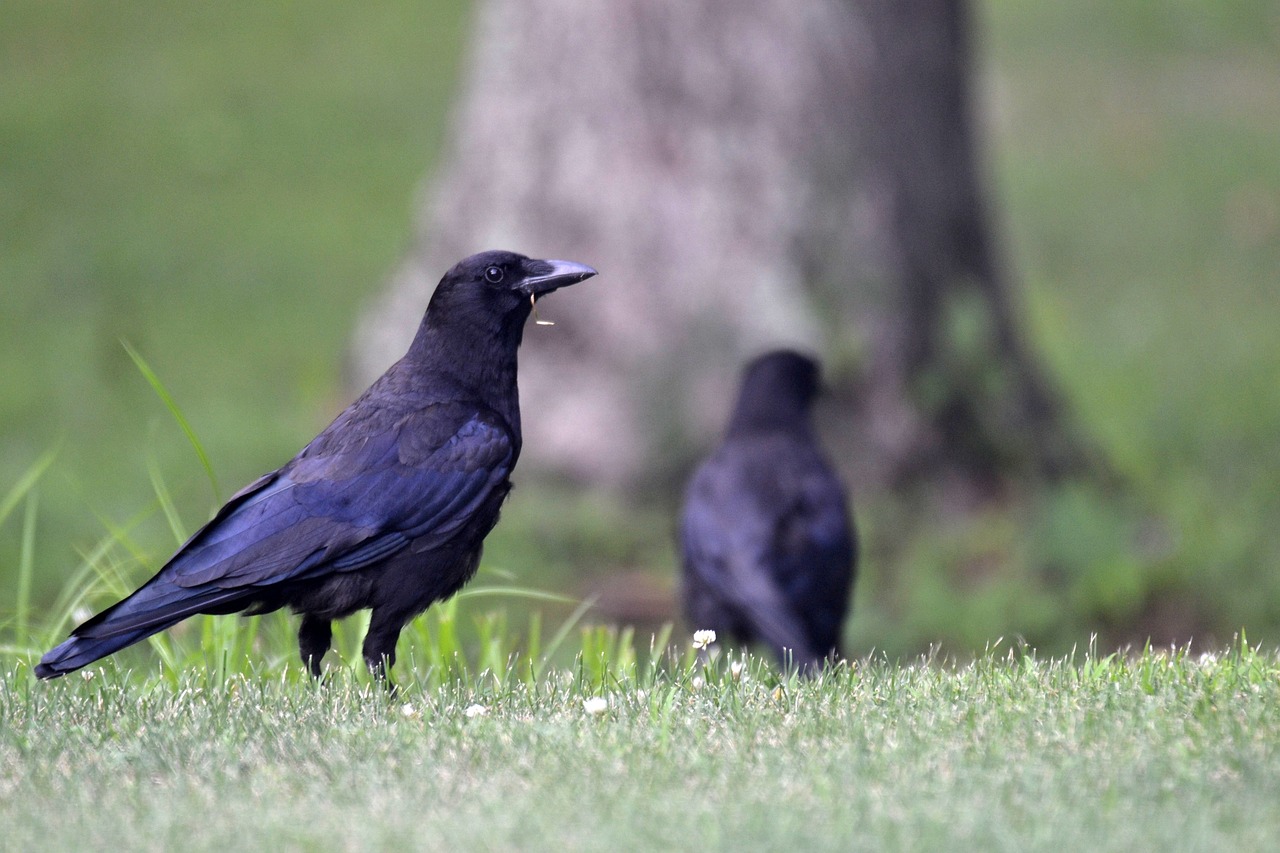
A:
[[41, 505, 157, 643], [456, 585, 579, 605], [0, 447, 57, 528], [122, 339, 221, 503], [537, 595, 597, 678], [147, 455, 189, 546], [15, 492, 38, 647]]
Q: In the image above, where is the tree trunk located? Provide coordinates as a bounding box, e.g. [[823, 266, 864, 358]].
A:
[[353, 0, 1091, 499]]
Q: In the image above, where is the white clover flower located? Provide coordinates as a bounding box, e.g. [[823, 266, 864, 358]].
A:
[[400, 703, 418, 718], [463, 704, 488, 719], [583, 696, 608, 715], [692, 629, 717, 650], [730, 660, 745, 681], [691, 676, 705, 690]]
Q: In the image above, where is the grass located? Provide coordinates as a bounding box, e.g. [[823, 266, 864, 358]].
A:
[[1, 639, 1278, 850], [7, 442, 1273, 849], [1, 395, 1275, 849]]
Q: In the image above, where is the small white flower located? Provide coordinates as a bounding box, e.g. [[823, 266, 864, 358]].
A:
[[730, 660, 745, 681], [583, 696, 608, 715], [692, 629, 717, 650], [463, 704, 488, 719], [80, 669, 95, 682], [691, 676, 705, 690], [400, 703, 418, 718]]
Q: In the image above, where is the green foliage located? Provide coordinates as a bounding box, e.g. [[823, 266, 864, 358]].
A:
[[846, 0, 1280, 656], [974, 0, 1280, 650]]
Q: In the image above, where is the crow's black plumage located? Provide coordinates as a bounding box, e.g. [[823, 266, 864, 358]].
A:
[[679, 350, 856, 672], [37, 250, 596, 681]]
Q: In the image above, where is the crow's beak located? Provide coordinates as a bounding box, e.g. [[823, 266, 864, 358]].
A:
[[521, 259, 598, 296]]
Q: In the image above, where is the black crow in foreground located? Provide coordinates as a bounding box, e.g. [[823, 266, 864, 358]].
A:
[[679, 350, 856, 673], [37, 251, 596, 682]]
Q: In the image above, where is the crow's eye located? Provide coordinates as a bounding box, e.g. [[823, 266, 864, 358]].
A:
[[484, 266, 504, 284]]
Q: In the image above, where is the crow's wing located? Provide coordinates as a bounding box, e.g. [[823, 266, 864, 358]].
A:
[[766, 461, 855, 655], [174, 403, 513, 589], [680, 448, 817, 660], [68, 402, 514, 639]]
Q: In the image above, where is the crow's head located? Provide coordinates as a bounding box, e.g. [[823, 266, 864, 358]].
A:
[[431, 250, 597, 323], [727, 349, 823, 435], [743, 350, 821, 402], [412, 250, 596, 366]]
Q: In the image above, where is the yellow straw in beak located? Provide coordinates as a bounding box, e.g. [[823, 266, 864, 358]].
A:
[[531, 293, 555, 326]]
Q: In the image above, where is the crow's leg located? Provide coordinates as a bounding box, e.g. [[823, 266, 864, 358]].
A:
[[362, 608, 406, 689], [298, 614, 332, 679]]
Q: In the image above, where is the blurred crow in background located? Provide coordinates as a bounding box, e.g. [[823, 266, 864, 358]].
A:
[[679, 350, 856, 672], [37, 251, 596, 683]]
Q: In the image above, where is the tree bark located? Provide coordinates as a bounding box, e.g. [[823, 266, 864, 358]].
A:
[[353, 0, 1091, 499]]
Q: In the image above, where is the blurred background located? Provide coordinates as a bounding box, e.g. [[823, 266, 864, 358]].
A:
[[2, 1, 1278, 660]]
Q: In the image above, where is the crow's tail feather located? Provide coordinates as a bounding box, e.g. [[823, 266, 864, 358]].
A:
[[35, 580, 249, 679], [36, 626, 172, 679]]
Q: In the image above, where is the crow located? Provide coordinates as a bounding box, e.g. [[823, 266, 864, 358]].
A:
[[679, 350, 856, 672], [37, 250, 596, 682]]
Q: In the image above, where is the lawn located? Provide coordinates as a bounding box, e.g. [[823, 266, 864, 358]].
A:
[[2, 642, 1278, 851]]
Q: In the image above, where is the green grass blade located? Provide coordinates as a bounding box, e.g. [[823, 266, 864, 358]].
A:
[[147, 455, 189, 546], [15, 491, 39, 647], [455, 585, 579, 605], [536, 595, 597, 678], [0, 447, 57, 528], [122, 339, 221, 503]]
